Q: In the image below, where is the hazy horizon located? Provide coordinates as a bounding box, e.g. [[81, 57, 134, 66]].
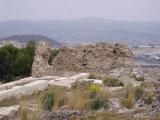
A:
[[0, 0, 160, 22]]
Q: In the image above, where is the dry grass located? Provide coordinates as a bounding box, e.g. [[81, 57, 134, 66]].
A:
[[67, 89, 89, 110], [0, 96, 19, 107], [19, 98, 42, 120], [18, 86, 67, 119], [121, 85, 135, 108], [144, 91, 154, 105]]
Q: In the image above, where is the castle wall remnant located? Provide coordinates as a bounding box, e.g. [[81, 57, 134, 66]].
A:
[[32, 42, 133, 76], [51, 43, 133, 75], [32, 41, 51, 77]]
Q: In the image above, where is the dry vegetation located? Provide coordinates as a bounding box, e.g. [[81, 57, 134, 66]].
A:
[[0, 76, 159, 120]]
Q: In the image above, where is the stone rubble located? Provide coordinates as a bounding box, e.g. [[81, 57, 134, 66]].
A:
[[0, 105, 19, 120], [151, 88, 160, 115], [39, 110, 83, 120]]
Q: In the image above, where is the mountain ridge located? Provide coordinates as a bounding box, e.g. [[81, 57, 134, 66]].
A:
[[0, 18, 160, 45]]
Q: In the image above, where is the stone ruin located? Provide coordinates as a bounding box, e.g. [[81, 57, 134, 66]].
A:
[[32, 42, 133, 76], [32, 41, 51, 77]]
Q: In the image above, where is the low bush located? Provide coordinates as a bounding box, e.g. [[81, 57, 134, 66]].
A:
[[41, 92, 55, 111], [88, 84, 100, 98], [121, 86, 135, 108], [90, 99, 105, 110], [88, 85, 108, 110], [104, 77, 124, 87], [71, 81, 91, 90], [134, 86, 144, 101], [88, 73, 96, 79]]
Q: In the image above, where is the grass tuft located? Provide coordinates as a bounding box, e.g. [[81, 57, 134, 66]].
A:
[[104, 77, 124, 87]]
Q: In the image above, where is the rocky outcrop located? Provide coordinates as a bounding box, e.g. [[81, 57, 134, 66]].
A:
[[32, 41, 51, 77], [51, 43, 133, 75]]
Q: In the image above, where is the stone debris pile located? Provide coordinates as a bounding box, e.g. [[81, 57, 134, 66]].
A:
[[152, 88, 160, 115], [39, 110, 83, 120]]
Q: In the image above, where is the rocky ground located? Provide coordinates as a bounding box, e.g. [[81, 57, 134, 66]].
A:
[[0, 42, 160, 120], [0, 70, 160, 120]]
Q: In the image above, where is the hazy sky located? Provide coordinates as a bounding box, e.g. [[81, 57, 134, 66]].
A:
[[0, 0, 160, 21]]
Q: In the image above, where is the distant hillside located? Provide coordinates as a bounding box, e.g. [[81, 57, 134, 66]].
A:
[[0, 18, 160, 45], [0, 34, 62, 47]]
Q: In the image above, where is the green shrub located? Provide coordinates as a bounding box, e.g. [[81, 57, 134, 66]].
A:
[[134, 86, 144, 101], [48, 49, 59, 65], [5, 74, 16, 82], [121, 86, 135, 108], [41, 92, 55, 111], [0, 41, 35, 82], [104, 77, 124, 87], [88, 73, 96, 79], [90, 99, 105, 110], [0, 44, 19, 82]]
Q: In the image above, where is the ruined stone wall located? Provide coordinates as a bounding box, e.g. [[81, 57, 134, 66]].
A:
[[31, 42, 133, 76], [32, 41, 51, 77], [51, 43, 133, 75]]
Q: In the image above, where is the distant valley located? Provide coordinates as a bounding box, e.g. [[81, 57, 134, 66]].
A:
[[0, 18, 160, 45]]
